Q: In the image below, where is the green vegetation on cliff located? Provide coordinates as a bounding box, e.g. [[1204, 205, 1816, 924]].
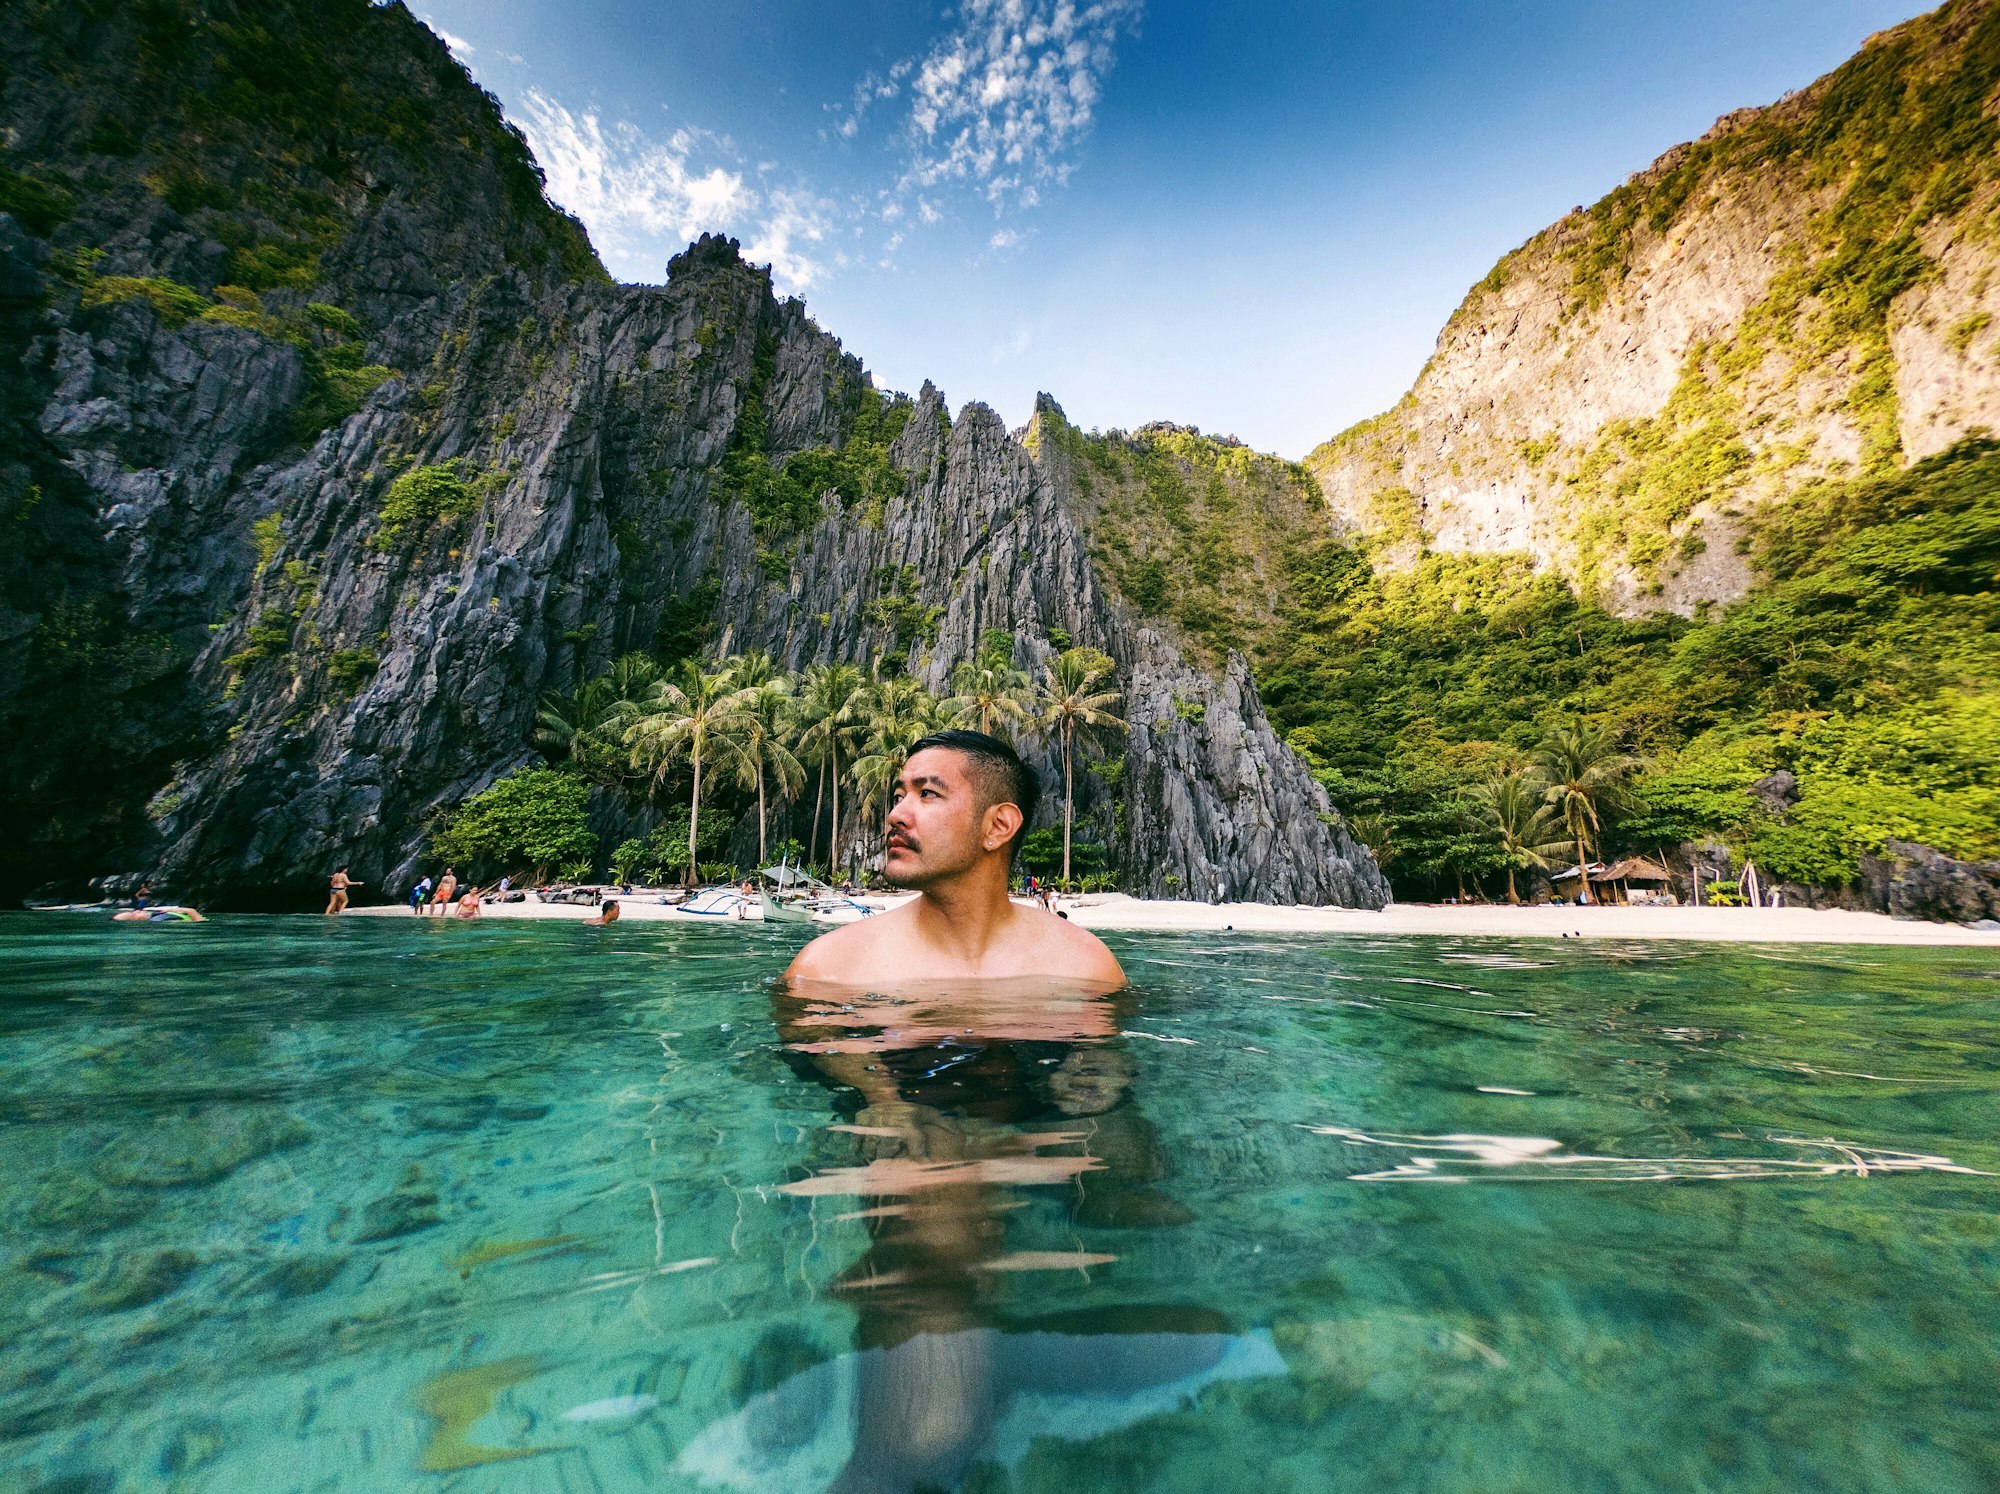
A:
[[1256, 440, 2000, 897], [1319, 0, 2000, 598], [1041, 416, 1322, 666], [718, 327, 914, 547]]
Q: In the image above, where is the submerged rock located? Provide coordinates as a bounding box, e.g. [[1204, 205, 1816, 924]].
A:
[[245, 1252, 346, 1300], [79, 1249, 198, 1312], [352, 1190, 442, 1243], [91, 1109, 310, 1190]]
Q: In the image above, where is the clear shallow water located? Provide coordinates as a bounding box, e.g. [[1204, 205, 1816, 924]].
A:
[[3, 917, 1999, 1493]]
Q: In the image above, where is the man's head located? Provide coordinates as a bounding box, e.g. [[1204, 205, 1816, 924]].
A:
[[883, 729, 1040, 890]]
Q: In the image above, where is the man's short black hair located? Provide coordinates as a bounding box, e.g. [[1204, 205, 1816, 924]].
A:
[[904, 729, 1040, 861]]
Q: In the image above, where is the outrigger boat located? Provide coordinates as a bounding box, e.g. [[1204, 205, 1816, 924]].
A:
[[756, 859, 877, 926], [650, 862, 878, 925]]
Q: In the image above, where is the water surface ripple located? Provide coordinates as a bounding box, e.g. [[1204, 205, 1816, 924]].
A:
[[3, 917, 1997, 1491]]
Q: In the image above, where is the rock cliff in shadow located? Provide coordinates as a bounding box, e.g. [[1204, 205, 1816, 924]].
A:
[[0, 0, 1384, 908]]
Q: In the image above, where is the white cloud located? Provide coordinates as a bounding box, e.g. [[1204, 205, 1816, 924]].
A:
[[436, 28, 474, 54], [742, 188, 838, 294], [827, 0, 1139, 234], [519, 91, 835, 291], [893, 0, 1142, 212], [989, 227, 1023, 250]]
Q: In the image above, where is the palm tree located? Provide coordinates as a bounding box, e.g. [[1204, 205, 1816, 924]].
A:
[[722, 648, 781, 690], [944, 655, 1031, 738], [535, 653, 662, 785], [732, 676, 805, 866], [1470, 770, 1569, 904], [795, 661, 870, 880], [623, 659, 755, 884], [1032, 646, 1126, 882], [1535, 724, 1642, 906], [851, 673, 944, 859]]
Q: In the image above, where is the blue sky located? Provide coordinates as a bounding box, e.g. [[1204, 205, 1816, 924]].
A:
[[411, 0, 1928, 457]]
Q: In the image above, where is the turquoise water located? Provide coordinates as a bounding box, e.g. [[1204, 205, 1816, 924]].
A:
[[3, 917, 1999, 1493]]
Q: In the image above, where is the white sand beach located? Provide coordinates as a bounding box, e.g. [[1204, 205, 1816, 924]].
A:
[[348, 892, 2000, 945]]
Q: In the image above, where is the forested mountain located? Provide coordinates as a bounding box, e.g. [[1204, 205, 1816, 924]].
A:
[[1068, 1, 2000, 913]]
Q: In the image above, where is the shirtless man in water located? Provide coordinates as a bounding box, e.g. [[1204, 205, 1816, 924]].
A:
[[761, 735, 1163, 1492], [785, 729, 1122, 987]]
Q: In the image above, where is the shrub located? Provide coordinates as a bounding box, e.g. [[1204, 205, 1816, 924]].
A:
[[327, 648, 379, 695], [608, 838, 645, 882], [0, 163, 73, 234], [375, 461, 488, 546], [430, 767, 595, 878], [82, 274, 210, 325], [221, 615, 293, 674]]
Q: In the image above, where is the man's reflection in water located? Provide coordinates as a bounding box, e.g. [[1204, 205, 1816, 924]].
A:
[[745, 974, 1213, 1493]]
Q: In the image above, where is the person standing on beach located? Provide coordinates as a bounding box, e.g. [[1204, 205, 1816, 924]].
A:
[[785, 730, 1121, 986], [431, 867, 457, 915], [409, 875, 432, 914], [325, 867, 361, 916]]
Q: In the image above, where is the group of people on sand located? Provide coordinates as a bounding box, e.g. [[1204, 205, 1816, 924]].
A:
[[321, 865, 502, 918], [393, 866, 498, 919]]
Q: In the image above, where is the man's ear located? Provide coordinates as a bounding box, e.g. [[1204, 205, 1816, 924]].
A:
[[983, 801, 1023, 852]]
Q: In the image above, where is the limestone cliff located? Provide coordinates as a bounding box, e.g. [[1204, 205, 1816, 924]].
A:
[[1309, 0, 2000, 614], [0, 0, 1384, 908]]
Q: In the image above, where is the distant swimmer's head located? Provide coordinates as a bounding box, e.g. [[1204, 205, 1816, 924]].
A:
[[883, 729, 1040, 890]]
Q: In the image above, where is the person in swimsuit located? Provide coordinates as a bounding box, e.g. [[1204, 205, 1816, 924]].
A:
[[113, 906, 204, 922], [586, 898, 620, 926], [325, 866, 361, 915], [774, 732, 1163, 1490], [430, 867, 457, 915], [454, 889, 481, 919]]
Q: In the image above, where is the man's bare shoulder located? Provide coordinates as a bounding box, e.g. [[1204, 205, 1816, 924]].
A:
[[782, 902, 914, 983], [1029, 905, 1125, 983]]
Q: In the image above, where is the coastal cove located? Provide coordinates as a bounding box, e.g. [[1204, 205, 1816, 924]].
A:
[[10, 3, 2000, 1490], [2, 0, 1996, 923]]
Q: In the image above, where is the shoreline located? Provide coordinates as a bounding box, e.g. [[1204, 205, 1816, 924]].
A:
[[339, 893, 2000, 946]]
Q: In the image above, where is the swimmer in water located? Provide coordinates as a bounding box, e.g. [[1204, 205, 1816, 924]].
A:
[[586, 898, 620, 925], [112, 906, 205, 922], [785, 730, 1121, 987]]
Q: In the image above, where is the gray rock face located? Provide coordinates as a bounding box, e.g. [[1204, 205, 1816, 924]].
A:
[[143, 245, 1383, 907], [1860, 840, 2000, 924]]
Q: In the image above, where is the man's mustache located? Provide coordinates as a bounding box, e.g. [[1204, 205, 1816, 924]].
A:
[[886, 831, 919, 851]]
